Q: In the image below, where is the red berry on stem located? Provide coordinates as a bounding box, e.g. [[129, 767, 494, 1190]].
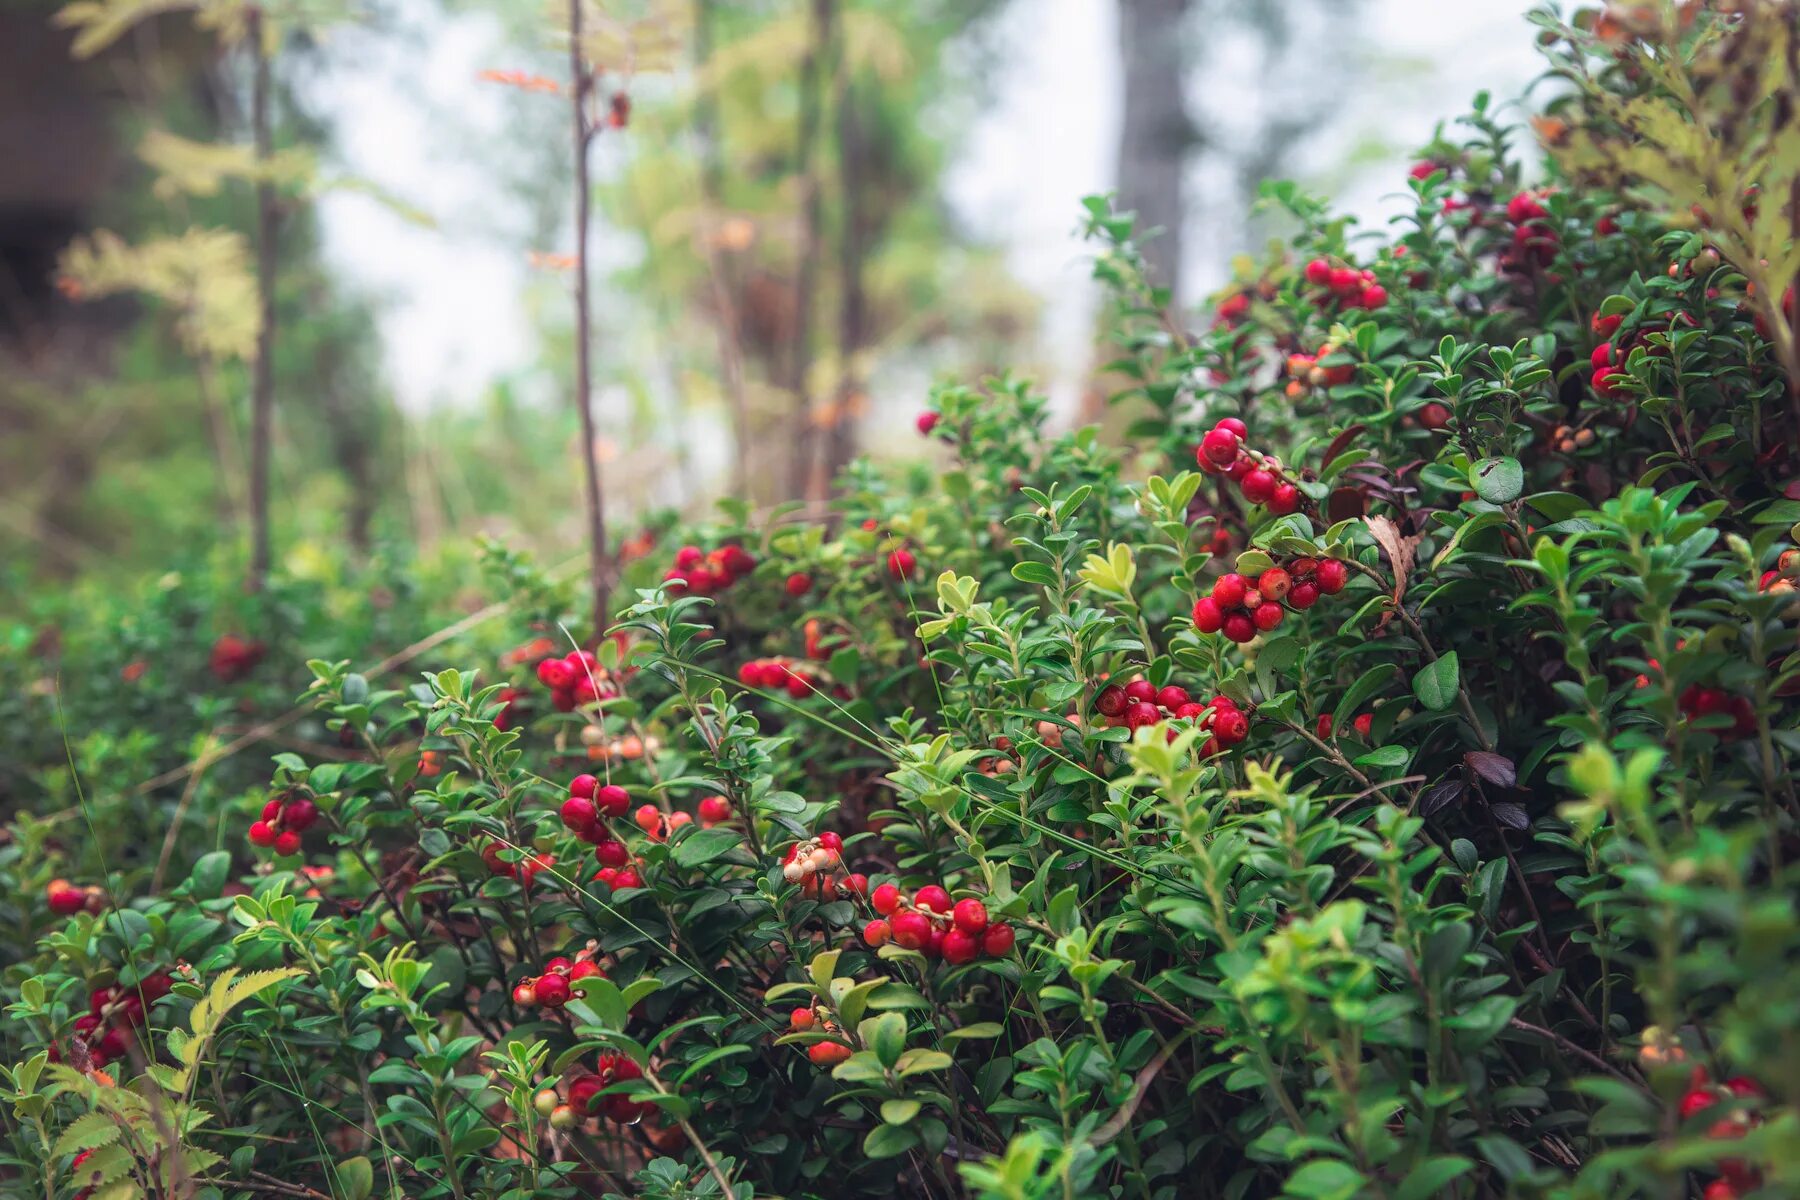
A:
[[1155, 684, 1189, 710], [594, 839, 629, 867], [248, 821, 276, 847], [1095, 685, 1127, 716], [784, 572, 813, 597], [561, 797, 597, 833], [886, 548, 917, 580], [1200, 427, 1240, 466], [513, 980, 539, 1006], [1125, 700, 1161, 730], [916, 412, 940, 435], [1267, 484, 1299, 516], [535, 973, 571, 1008], [595, 784, 630, 818], [1212, 573, 1249, 608], [914, 885, 952, 914], [1222, 613, 1256, 643], [941, 929, 980, 964], [871, 882, 902, 915], [1288, 581, 1320, 609], [274, 831, 301, 857], [1191, 596, 1224, 633], [953, 898, 989, 934], [890, 911, 932, 949], [570, 774, 599, 799], [1240, 469, 1277, 505], [1257, 569, 1292, 602], [1315, 559, 1349, 594], [1253, 602, 1284, 633], [982, 923, 1016, 956]]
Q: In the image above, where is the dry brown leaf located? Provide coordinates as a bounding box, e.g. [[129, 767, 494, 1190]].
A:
[[1364, 515, 1422, 632]]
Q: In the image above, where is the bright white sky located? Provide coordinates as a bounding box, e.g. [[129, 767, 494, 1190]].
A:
[[309, 0, 1544, 415]]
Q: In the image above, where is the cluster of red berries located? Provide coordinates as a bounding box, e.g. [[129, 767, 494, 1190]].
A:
[[62, 973, 173, 1068], [511, 955, 604, 1009], [1301, 258, 1388, 311], [555, 773, 645, 887], [782, 833, 866, 901], [209, 633, 265, 683], [1316, 711, 1375, 742], [1678, 686, 1757, 740], [1195, 418, 1302, 515], [738, 657, 828, 698], [789, 1006, 853, 1066], [247, 793, 318, 857], [1499, 189, 1559, 272], [634, 803, 692, 843], [46, 878, 105, 917], [535, 647, 619, 712], [1192, 556, 1349, 643], [1676, 1069, 1767, 1198], [863, 885, 1013, 965], [1282, 343, 1355, 399], [663, 542, 756, 597], [540, 1052, 653, 1127]]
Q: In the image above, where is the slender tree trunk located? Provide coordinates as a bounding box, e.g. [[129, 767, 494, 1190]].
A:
[[247, 12, 277, 592], [788, 0, 832, 500], [570, 0, 609, 640], [193, 355, 244, 537], [1115, 0, 1192, 300], [812, 55, 866, 505], [694, 0, 752, 502]]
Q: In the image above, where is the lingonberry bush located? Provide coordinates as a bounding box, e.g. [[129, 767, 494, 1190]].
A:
[[7, 5, 1800, 1199]]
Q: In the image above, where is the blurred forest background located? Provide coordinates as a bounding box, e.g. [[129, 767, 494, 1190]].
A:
[[0, 0, 1543, 611]]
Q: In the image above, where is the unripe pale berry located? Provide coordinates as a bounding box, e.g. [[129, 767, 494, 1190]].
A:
[[533, 1089, 559, 1117]]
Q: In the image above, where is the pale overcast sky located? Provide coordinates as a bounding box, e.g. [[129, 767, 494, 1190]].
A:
[[309, 0, 1545, 415]]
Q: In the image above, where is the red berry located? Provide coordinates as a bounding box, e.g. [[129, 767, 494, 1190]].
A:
[[1304, 258, 1333, 286], [842, 872, 869, 897], [1122, 678, 1155, 704], [568, 961, 603, 982], [952, 898, 989, 934], [1222, 613, 1256, 643], [544, 956, 574, 976], [786, 671, 816, 698], [1095, 684, 1128, 716], [248, 821, 277, 848], [538, 657, 575, 689], [513, 980, 539, 1006], [595, 784, 630, 818], [1353, 713, 1374, 739], [594, 839, 629, 867], [1214, 417, 1248, 439], [674, 545, 704, 571], [1240, 469, 1276, 505], [784, 572, 813, 598], [941, 929, 980, 964], [1252, 602, 1284, 633], [47, 882, 84, 916], [1257, 569, 1292, 602], [1191, 596, 1225, 633], [1267, 484, 1300, 516], [274, 831, 301, 857], [1593, 366, 1624, 398], [1213, 709, 1250, 745], [1315, 559, 1348, 594], [698, 795, 732, 824], [916, 412, 940, 435], [886, 548, 917, 580], [1360, 284, 1388, 309], [1679, 1086, 1719, 1120], [1506, 191, 1548, 224], [281, 798, 317, 831], [1174, 702, 1205, 720], [890, 911, 932, 950], [871, 882, 902, 916], [1288, 581, 1320, 610], [261, 799, 283, 821], [1590, 342, 1616, 370], [1329, 266, 1362, 293], [612, 867, 643, 891], [1418, 402, 1451, 430], [1124, 700, 1161, 730], [1155, 684, 1189, 710], [914, 885, 952, 914], [569, 774, 599, 799], [535, 973, 571, 1008], [1315, 713, 1333, 739], [1591, 311, 1623, 339], [982, 923, 1015, 956], [561, 796, 598, 834], [1200, 427, 1240, 466], [1212, 573, 1249, 608], [817, 831, 843, 852]]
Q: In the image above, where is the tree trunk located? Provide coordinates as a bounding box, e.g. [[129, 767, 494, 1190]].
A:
[[812, 60, 866, 505], [694, 0, 753, 503], [1115, 0, 1193, 302], [247, 12, 277, 593], [788, 0, 832, 501], [569, 0, 609, 641]]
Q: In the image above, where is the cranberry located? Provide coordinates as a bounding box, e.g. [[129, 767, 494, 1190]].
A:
[[513, 980, 539, 1006], [982, 923, 1015, 956], [1212, 573, 1249, 608], [1095, 684, 1128, 716], [1239, 469, 1276, 505], [1267, 484, 1299, 515], [1200, 427, 1240, 466], [544, 956, 574, 975], [952, 898, 989, 934], [784, 572, 813, 597], [1192, 597, 1225, 633], [535, 974, 571, 1008], [863, 918, 892, 947], [1315, 713, 1333, 739], [1304, 258, 1333, 285], [1419, 402, 1451, 430], [843, 872, 869, 896], [1257, 569, 1292, 602], [538, 657, 575, 689], [1353, 713, 1374, 739], [1174, 702, 1205, 720], [561, 796, 598, 833], [248, 821, 277, 848], [595, 784, 630, 818], [914, 885, 952, 914], [274, 831, 301, 857], [1288, 581, 1320, 610], [1155, 684, 1189, 710], [871, 882, 902, 915], [886, 548, 917, 580], [916, 412, 940, 435], [569, 774, 600, 799], [612, 867, 643, 891], [1124, 700, 1161, 730], [1360, 284, 1388, 309], [808, 1041, 852, 1067], [594, 839, 629, 867], [698, 795, 732, 824], [1221, 612, 1256, 643], [1215, 416, 1248, 439], [941, 929, 980, 964], [568, 961, 603, 981], [1315, 559, 1349, 594], [1214, 709, 1250, 745], [890, 911, 932, 949]]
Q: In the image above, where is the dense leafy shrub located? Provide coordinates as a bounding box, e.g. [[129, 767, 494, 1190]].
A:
[[6, 6, 1800, 1199]]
